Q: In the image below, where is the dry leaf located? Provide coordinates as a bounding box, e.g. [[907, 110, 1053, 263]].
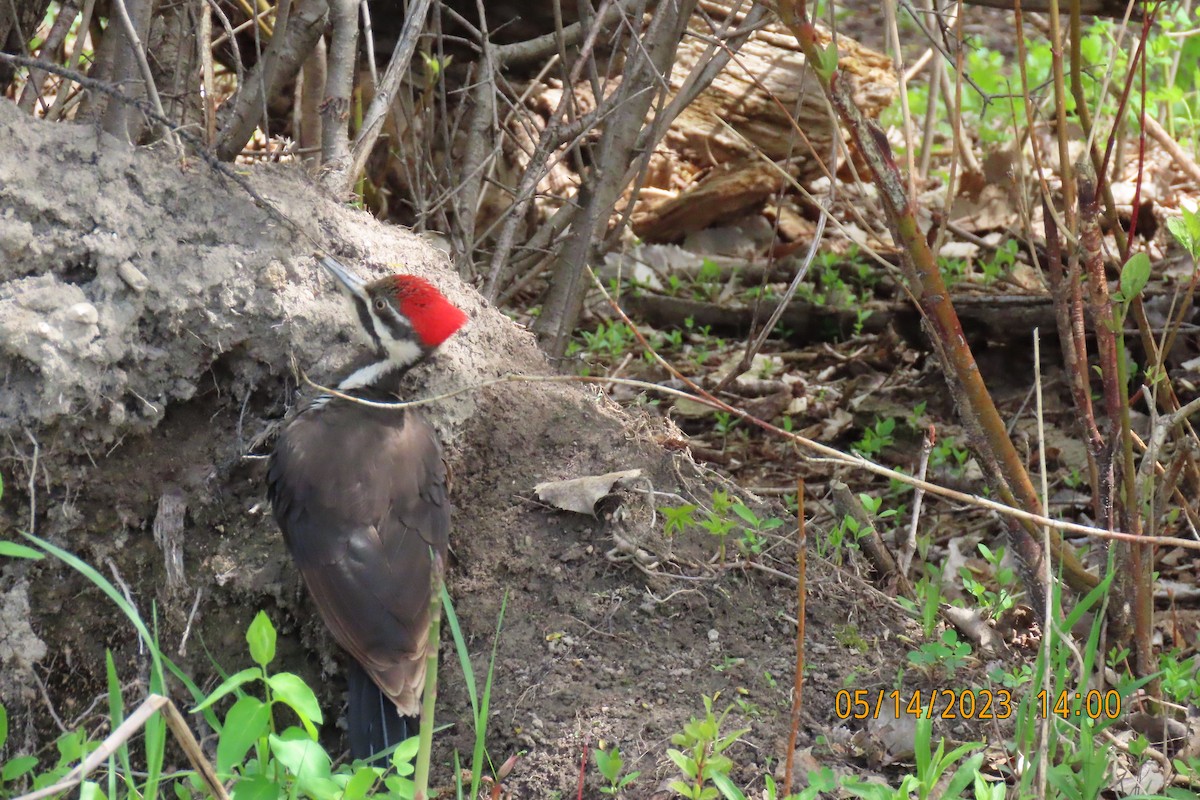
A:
[[533, 469, 644, 516]]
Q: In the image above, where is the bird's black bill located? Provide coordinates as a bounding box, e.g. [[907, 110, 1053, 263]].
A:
[[347, 660, 417, 764], [320, 256, 368, 299]]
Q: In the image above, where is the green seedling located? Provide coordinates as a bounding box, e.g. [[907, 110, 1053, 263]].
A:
[[666, 695, 749, 800], [594, 744, 640, 796]]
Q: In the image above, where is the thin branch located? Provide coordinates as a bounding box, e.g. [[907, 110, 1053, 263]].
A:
[[336, 0, 433, 193], [107, 0, 178, 148], [294, 369, 1191, 550]]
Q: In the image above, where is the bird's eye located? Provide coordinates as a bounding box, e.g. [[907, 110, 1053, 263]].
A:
[[373, 298, 387, 311]]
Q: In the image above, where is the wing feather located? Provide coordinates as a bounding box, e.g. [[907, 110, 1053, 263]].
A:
[[268, 406, 449, 715]]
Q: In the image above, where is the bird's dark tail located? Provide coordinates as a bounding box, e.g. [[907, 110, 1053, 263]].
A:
[[347, 661, 417, 763]]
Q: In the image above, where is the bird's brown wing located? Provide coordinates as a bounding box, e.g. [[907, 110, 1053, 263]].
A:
[[268, 406, 450, 715]]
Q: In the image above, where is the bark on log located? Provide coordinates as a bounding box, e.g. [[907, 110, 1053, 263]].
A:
[[628, 1, 896, 241]]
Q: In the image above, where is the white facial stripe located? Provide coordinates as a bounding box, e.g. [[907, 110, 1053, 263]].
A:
[[338, 360, 395, 391], [366, 306, 393, 351], [384, 337, 423, 367], [336, 336, 423, 393]]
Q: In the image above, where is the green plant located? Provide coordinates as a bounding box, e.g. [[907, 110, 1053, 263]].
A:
[[0, 702, 42, 796], [699, 504, 737, 565], [988, 663, 1034, 691], [443, 587, 509, 800], [692, 259, 724, 301], [1167, 204, 1200, 261], [958, 544, 1017, 618], [713, 411, 739, 438], [822, 508, 876, 563], [835, 625, 869, 654], [905, 401, 927, 432], [852, 417, 896, 458], [937, 256, 966, 287], [663, 504, 699, 537], [666, 695, 749, 800], [594, 745, 640, 796], [851, 305, 873, 336], [730, 502, 784, 557], [1157, 650, 1200, 706], [929, 438, 970, 475], [569, 320, 637, 362], [3, 533, 430, 800], [1007, 571, 1163, 799], [191, 611, 384, 800], [906, 714, 985, 800], [907, 629, 972, 679]]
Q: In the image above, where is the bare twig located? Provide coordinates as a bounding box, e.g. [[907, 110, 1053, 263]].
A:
[[482, 0, 621, 299], [335, 0, 433, 193], [17, 0, 79, 113], [14, 695, 230, 800], [782, 478, 806, 797], [24, 429, 38, 536], [898, 428, 933, 576], [295, 367, 1198, 550], [318, 0, 358, 175], [107, 0, 178, 148], [44, 0, 97, 121], [216, 0, 327, 162], [533, 0, 700, 357], [178, 588, 203, 657]]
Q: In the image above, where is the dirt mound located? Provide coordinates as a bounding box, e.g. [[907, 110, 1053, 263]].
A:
[[0, 102, 911, 793]]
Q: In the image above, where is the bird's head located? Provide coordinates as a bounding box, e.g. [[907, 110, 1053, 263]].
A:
[[321, 257, 467, 390]]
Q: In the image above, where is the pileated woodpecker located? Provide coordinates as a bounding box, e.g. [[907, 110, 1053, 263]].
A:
[[267, 256, 467, 760]]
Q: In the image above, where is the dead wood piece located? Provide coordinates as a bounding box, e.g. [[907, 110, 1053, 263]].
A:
[[665, 2, 895, 169], [510, 2, 895, 243], [632, 161, 787, 241], [623, 291, 1071, 349], [829, 480, 910, 596]]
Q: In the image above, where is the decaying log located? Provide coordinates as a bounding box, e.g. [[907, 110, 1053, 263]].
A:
[[628, 0, 896, 241]]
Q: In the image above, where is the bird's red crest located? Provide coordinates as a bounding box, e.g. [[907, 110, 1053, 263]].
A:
[[387, 275, 468, 347]]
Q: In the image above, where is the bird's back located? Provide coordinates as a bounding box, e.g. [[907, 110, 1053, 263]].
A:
[[267, 400, 450, 716]]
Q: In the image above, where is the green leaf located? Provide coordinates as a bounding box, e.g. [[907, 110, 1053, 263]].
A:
[[246, 611, 277, 667], [0, 702, 7, 748], [230, 774, 280, 800], [1166, 215, 1195, 255], [1166, 206, 1200, 259], [0, 541, 44, 560], [669, 780, 697, 798], [217, 696, 271, 775], [941, 751, 986, 800], [269, 729, 335, 794], [713, 729, 750, 753], [340, 766, 382, 800], [815, 41, 839, 79], [383, 774, 415, 799], [1119, 252, 1151, 302], [191, 668, 261, 712], [711, 772, 747, 800], [667, 749, 698, 779], [267, 673, 323, 734], [2, 755, 38, 782], [105, 650, 137, 796], [441, 585, 477, 719], [731, 504, 759, 526], [391, 735, 420, 768], [594, 747, 619, 781]]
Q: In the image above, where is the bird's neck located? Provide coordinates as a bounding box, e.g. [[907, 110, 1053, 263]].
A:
[[332, 352, 417, 402]]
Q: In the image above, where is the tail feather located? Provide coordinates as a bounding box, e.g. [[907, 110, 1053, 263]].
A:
[[347, 661, 418, 762]]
